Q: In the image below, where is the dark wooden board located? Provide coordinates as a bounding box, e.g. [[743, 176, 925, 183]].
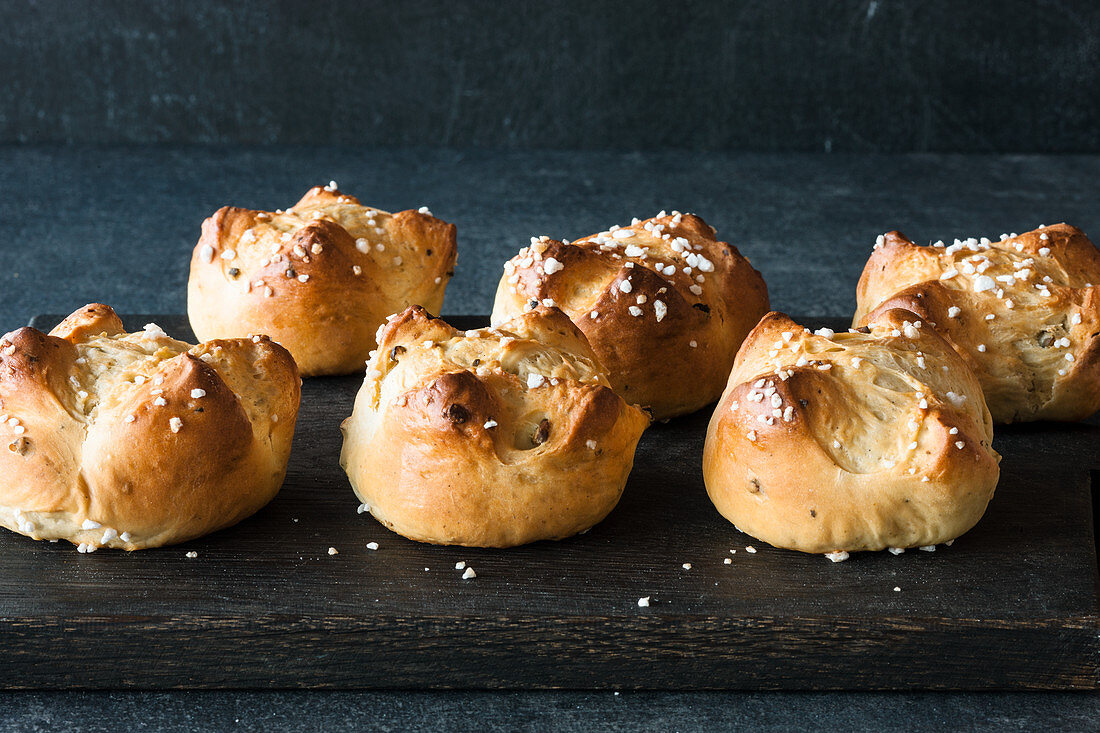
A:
[[2, 314, 1098, 691]]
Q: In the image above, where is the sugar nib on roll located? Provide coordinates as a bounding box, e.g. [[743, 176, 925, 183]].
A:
[[491, 211, 769, 420], [0, 304, 301, 551], [855, 224, 1100, 423], [188, 183, 457, 377], [703, 310, 1000, 560], [340, 305, 651, 548]]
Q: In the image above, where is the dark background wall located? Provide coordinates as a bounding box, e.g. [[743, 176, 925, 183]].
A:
[[3, 0, 1097, 151]]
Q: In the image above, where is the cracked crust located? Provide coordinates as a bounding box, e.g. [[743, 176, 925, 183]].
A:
[[854, 224, 1100, 422], [188, 185, 457, 376], [339, 305, 651, 547], [490, 211, 769, 419], [0, 304, 301, 550], [703, 309, 1000, 555]]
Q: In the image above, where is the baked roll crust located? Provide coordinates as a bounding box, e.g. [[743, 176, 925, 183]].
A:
[[340, 305, 651, 547], [188, 185, 457, 376], [491, 211, 768, 419], [854, 224, 1100, 422], [703, 309, 1000, 556], [0, 304, 300, 550]]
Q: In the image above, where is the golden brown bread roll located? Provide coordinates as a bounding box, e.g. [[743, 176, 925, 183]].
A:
[[188, 184, 457, 376], [703, 309, 1000, 558], [0, 304, 300, 551], [854, 224, 1100, 422], [340, 305, 650, 547], [491, 211, 769, 419]]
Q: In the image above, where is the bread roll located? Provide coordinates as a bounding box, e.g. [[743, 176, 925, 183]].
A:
[[188, 184, 457, 376], [855, 224, 1100, 422], [0, 304, 300, 550], [703, 309, 1000, 557], [491, 211, 768, 419], [340, 305, 650, 547]]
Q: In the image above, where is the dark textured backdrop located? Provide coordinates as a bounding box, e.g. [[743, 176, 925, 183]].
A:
[[3, 0, 1098, 151]]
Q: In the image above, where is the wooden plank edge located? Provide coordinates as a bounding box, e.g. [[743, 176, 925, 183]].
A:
[[1, 614, 1096, 691], [1093, 469, 1100, 590]]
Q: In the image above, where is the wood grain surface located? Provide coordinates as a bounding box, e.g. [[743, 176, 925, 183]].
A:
[[6, 1, 1099, 153], [2, 314, 1097, 691]]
